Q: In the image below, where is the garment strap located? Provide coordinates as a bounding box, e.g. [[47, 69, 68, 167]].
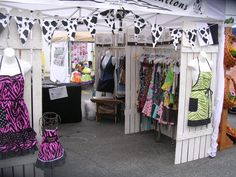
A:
[[205, 58, 212, 71], [101, 55, 112, 70], [100, 55, 105, 71], [197, 57, 212, 72], [0, 56, 22, 74], [0, 56, 3, 70], [15, 57, 22, 74], [192, 58, 201, 88]]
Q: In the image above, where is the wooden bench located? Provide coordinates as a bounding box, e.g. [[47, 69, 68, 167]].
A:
[[90, 97, 124, 124]]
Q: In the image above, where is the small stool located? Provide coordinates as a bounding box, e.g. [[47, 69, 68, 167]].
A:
[[90, 97, 124, 124]]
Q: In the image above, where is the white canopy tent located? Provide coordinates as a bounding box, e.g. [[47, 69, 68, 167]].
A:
[[0, 0, 226, 170], [0, 0, 225, 17], [0, 0, 225, 30]]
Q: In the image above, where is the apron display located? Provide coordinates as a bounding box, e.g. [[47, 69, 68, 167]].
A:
[[0, 56, 37, 159]]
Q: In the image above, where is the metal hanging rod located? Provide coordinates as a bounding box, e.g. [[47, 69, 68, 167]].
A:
[[143, 46, 180, 50], [108, 47, 125, 49]]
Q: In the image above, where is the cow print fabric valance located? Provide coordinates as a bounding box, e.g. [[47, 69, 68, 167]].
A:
[[0, 9, 217, 49]]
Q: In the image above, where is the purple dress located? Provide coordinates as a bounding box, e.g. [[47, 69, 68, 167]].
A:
[[36, 112, 65, 169], [36, 128, 65, 168], [0, 57, 37, 158]]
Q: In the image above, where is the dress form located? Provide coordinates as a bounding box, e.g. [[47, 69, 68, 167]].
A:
[[0, 48, 31, 76], [188, 51, 212, 85], [0, 47, 38, 158], [96, 50, 116, 98], [101, 50, 116, 68]]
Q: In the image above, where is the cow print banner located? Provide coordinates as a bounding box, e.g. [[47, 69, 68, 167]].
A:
[[151, 24, 164, 48], [184, 29, 197, 48], [40, 19, 58, 44], [82, 14, 98, 38], [0, 13, 11, 35], [198, 26, 210, 45], [116, 9, 130, 31], [100, 9, 115, 33], [62, 18, 78, 41], [0, 8, 216, 48], [134, 15, 147, 40], [170, 29, 183, 50], [15, 17, 36, 45], [193, 0, 203, 14]]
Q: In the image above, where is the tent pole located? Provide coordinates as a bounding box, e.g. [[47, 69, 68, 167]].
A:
[[0, 2, 21, 9], [79, 7, 81, 18], [56, 7, 80, 29], [0, 2, 64, 19], [88, 8, 99, 16], [41, 6, 95, 12], [124, 13, 158, 21], [67, 7, 81, 18]]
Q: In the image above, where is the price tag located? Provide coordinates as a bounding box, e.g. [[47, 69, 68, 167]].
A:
[[49, 86, 68, 100]]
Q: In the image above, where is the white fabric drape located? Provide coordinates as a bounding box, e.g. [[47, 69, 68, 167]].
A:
[[208, 23, 225, 158]]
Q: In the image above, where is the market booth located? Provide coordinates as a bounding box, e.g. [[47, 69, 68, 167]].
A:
[[0, 0, 225, 175], [42, 31, 95, 124]]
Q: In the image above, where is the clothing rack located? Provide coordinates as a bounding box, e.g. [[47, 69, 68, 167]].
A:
[[142, 46, 180, 50], [139, 52, 180, 65], [137, 54, 180, 140], [108, 47, 125, 49]]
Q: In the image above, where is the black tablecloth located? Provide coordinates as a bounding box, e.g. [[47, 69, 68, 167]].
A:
[[42, 83, 82, 123]]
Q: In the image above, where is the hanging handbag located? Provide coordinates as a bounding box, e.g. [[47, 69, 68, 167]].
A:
[[223, 75, 236, 109], [224, 34, 236, 69]]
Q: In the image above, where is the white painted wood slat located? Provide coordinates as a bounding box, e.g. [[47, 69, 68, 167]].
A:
[[130, 46, 136, 133], [183, 52, 193, 135], [125, 46, 132, 134], [181, 140, 189, 163], [187, 138, 195, 162], [32, 50, 42, 139], [3, 167, 12, 177], [175, 140, 182, 164], [199, 136, 207, 159], [21, 50, 33, 127], [176, 50, 188, 140], [193, 137, 201, 160], [25, 164, 34, 177], [35, 164, 44, 177], [181, 46, 219, 53], [14, 165, 23, 177], [135, 58, 141, 133], [177, 128, 213, 141], [205, 135, 211, 157]]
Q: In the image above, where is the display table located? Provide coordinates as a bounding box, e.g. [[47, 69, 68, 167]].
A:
[[42, 83, 82, 123], [90, 97, 124, 124]]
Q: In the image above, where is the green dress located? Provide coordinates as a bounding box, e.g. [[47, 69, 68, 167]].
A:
[[188, 58, 213, 126]]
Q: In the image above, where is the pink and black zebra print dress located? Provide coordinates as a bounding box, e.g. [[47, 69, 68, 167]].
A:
[[36, 128, 65, 168], [0, 56, 37, 159]]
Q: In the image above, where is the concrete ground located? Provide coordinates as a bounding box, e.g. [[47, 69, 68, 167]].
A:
[[42, 90, 236, 177]]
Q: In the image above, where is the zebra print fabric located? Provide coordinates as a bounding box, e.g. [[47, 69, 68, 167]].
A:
[[37, 128, 65, 163], [0, 58, 37, 157]]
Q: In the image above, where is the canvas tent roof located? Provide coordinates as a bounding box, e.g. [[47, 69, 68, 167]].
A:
[[0, 0, 225, 32], [0, 0, 225, 18]]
